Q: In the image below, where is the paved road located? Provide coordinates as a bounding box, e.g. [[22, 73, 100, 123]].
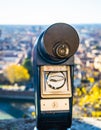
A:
[[0, 111, 14, 120]]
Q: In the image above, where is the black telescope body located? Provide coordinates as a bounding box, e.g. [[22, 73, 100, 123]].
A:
[[33, 23, 79, 130]]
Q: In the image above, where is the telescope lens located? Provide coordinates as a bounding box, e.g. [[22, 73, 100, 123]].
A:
[[55, 44, 69, 58]]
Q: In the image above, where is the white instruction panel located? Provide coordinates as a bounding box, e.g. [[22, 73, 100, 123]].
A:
[[41, 99, 69, 111]]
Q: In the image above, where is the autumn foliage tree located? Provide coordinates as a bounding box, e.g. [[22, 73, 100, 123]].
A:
[[3, 64, 30, 84], [73, 80, 101, 117]]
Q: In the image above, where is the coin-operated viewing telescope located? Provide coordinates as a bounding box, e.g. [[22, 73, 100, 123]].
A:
[[33, 23, 79, 130]]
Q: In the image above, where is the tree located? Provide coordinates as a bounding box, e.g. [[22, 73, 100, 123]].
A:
[[3, 64, 30, 84], [74, 80, 101, 117], [22, 58, 33, 77]]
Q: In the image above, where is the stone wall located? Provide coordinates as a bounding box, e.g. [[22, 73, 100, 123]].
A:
[[0, 118, 100, 130], [0, 118, 35, 130]]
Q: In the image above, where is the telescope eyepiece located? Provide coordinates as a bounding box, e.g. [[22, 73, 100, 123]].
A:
[[53, 42, 70, 59]]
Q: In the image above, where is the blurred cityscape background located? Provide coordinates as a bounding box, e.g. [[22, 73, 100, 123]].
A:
[[0, 24, 101, 119]]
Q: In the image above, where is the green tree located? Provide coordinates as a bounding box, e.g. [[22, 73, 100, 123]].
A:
[[22, 58, 33, 77], [3, 64, 30, 84]]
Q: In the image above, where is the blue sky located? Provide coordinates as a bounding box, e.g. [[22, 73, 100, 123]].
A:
[[0, 0, 101, 25]]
